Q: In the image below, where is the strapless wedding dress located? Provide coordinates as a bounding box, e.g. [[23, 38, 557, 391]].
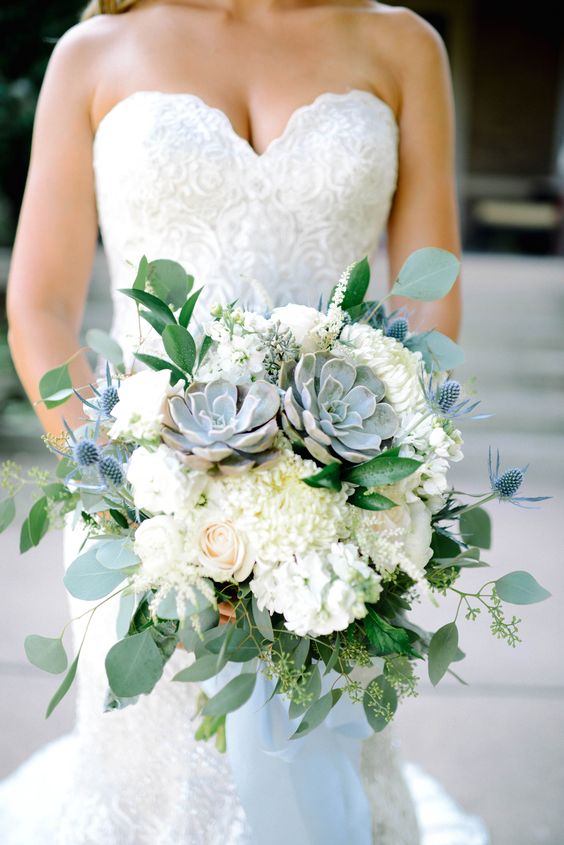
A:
[[0, 88, 490, 844]]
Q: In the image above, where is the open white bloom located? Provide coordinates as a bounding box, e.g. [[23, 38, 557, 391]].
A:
[[251, 542, 382, 636], [270, 304, 325, 352], [335, 325, 425, 415], [109, 369, 171, 442], [126, 444, 207, 517], [195, 517, 254, 582], [198, 317, 267, 384], [134, 515, 189, 580]]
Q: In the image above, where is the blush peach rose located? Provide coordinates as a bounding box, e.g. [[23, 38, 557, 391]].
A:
[[197, 519, 254, 582]]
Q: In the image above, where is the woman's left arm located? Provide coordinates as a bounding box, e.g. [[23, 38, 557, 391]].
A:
[[386, 12, 462, 341]]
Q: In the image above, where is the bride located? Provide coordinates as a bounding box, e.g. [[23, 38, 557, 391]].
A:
[[2, 0, 489, 842]]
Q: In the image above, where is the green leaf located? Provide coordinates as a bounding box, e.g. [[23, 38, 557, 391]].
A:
[[0, 497, 16, 533], [495, 571, 551, 605], [202, 672, 257, 717], [391, 247, 460, 301], [85, 329, 124, 367], [404, 329, 465, 372], [63, 546, 126, 599], [20, 497, 49, 551], [109, 509, 129, 529], [290, 689, 342, 739], [24, 635, 68, 674], [162, 324, 197, 373], [433, 546, 488, 570], [147, 259, 193, 309], [56, 456, 75, 479], [347, 488, 397, 511], [105, 630, 164, 697], [133, 254, 149, 290], [39, 363, 73, 409], [198, 334, 213, 366], [364, 609, 420, 657], [345, 454, 421, 488], [251, 594, 274, 641], [340, 257, 370, 310], [41, 482, 70, 502], [116, 591, 143, 639], [133, 352, 186, 385], [323, 632, 341, 675], [363, 675, 398, 732], [119, 288, 177, 326], [459, 508, 491, 550], [292, 637, 310, 670], [138, 309, 167, 337], [289, 664, 322, 719], [173, 653, 226, 683], [428, 622, 459, 686], [179, 287, 203, 328], [46, 654, 79, 718], [302, 462, 342, 491], [96, 538, 139, 570]]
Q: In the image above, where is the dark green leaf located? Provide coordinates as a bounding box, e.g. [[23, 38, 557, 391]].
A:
[[202, 672, 257, 716], [198, 334, 214, 366], [105, 630, 164, 697], [459, 507, 492, 550], [428, 622, 459, 686], [290, 689, 342, 739], [46, 654, 79, 718], [348, 487, 397, 511], [39, 363, 73, 409], [133, 352, 186, 385], [25, 635, 68, 674], [0, 498, 16, 533], [147, 259, 193, 309], [340, 257, 370, 310], [495, 571, 551, 605], [363, 675, 397, 732], [179, 287, 203, 328], [109, 509, 129, 529], [119, 288, 177, 326], [138, 309, 167, 336], [303, 462, 342, 491], [345, 454, 421, 487], [162, 325, 197, 373], [364, 609, 420, 658]]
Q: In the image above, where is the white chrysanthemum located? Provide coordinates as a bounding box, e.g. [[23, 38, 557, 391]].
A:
[[335, 324, 425, 415], [109, 369, 171, 442], [126, 444, 208, 517], [203, 446, 350, 565], [251, 542, 382, 636]]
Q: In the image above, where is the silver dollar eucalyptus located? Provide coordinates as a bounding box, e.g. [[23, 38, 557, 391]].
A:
[[163, 379, 280, 474], [280, 352, 398, 464]]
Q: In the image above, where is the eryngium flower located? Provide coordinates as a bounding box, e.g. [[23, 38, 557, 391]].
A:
[[280, 353, 398, 464], [162, 379, 280, 475]]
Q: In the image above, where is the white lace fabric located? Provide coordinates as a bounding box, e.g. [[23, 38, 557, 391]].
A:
[[0, 88, 489, 844]]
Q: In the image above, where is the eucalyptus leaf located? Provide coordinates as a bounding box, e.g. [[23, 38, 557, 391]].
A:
[[251, 594, 274, 641], [173, 652, 226, 683], [155, 589, 180, 620], [24, 635, 68, 675], [116, 591, 143, 639], [85, 329, 124, 367], [64, 546, 126, 599], [428, 622, 459, 686], [345, 454, 421, 487], [392, 248, 460, 302], [0, 498, 16, 533], [289, 664, 322, 719], [290, 689, 342, 739], [495, 571, 551, 605], [96, 538, 139, 570], [162, 325, 197, 373], [105, 630, 164, 697], [46, 654, 79, 718], [201, 672, 257, 717], [459, 508, 492, 550], [404, 330, 465, 372], [363, 675, 397, 732], [39, 363, 73, 409]]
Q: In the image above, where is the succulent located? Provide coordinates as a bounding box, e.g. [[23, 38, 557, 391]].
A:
[[280, 353, 398, 464], [162, 379, 280, 475]]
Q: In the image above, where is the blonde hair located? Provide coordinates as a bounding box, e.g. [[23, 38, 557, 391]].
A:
[[80, 0, 140, 20]]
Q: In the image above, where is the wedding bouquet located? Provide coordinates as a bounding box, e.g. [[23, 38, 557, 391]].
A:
[[1, 248, 550, 747]]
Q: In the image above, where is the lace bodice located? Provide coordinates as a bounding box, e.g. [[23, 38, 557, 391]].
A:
[[92, 88, 399, 351]]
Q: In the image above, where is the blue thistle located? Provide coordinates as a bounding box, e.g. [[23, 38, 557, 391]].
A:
[[99, 456, 124, 486], [488, 447, 550, 508], [386, 318, 408, 343], [438, 380, 461, 413], [73, 438, 100, 467], [99, 386, 119, 417]]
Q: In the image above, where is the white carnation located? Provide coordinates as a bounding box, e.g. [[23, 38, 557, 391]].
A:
[[109, 369, 171, 442], [251, 542, 382, 636], [126, 444, 207, 517]]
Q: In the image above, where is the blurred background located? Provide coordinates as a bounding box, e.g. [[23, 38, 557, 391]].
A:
[[0, 2, 563, 843]]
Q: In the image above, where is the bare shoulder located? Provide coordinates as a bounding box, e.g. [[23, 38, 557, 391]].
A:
[[364, 3, 448, 68]]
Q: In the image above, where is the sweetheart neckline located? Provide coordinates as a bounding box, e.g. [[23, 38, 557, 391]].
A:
[[92, 88, 398, 159]]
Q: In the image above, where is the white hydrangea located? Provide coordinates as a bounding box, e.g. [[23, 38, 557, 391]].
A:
[[109, 369, 172, 442], [251, 542, 382, 636], [134, 514, 191, 580], [126, 444, 208, 517], [335, 324, 426, 415]]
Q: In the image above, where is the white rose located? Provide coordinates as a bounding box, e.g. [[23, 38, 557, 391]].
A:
[[270, 304, 325, 351], [134, 515, 188, 580], [126, 444, 207, 516], [109, 369, 172, 442], [403, 500, 434, 577], [197, 518, 254, 582]]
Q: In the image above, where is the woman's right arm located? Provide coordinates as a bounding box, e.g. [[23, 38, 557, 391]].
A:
[[7, 22, 104, 436]]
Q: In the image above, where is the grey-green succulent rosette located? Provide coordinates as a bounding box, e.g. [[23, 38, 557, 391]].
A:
[[2, 250, 550, 747]]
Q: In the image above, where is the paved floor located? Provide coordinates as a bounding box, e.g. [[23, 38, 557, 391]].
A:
[[0, 252, 563, 844]]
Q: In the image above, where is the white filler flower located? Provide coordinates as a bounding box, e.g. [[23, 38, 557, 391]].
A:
[[109, 369, 172, 442]]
